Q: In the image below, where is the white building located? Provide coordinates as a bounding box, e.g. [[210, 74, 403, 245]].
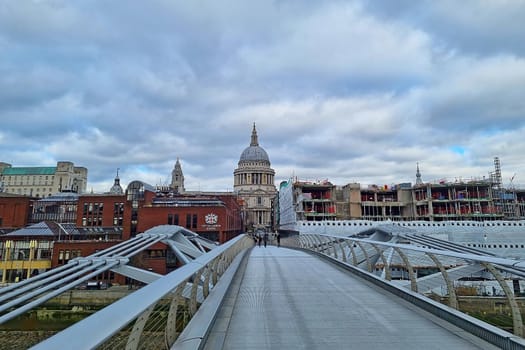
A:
[[0, 161, 87, 197]]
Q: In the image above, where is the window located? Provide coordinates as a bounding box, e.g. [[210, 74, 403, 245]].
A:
[[146, 250, 166, 258], [168, 214, 179, 225], [40, 249, 51, 259], [114, 202, 124, 215]]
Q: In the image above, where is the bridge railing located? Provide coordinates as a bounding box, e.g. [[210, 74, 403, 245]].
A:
[[285, 233, 525, 349], [31, 234, 253, 350]]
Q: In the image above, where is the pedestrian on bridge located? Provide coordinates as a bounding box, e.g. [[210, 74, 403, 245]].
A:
[[263, 232, 268, 247], [276, 233, 281, 247]]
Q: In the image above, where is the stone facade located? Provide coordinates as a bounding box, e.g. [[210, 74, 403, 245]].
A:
[[0, 161, 87, 197], [233, 124, 277, 231], [170, 158, 185, 193]]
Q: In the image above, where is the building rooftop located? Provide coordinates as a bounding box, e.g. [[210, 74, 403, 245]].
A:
[[1, 167, 56, 175]]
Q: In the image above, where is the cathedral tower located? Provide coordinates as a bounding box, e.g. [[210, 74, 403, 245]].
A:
[[171, 158, 185, 193], [234, 123, 276, 231]]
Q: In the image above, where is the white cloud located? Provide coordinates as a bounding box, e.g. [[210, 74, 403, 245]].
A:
[[233, 3, 433, 86], [0, 1, 524, 193]]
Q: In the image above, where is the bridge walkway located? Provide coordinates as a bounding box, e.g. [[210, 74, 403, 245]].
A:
[[203, 246, 498, 350]]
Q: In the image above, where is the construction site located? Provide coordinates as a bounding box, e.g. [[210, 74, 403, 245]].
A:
[[283, 157, 525, 222]]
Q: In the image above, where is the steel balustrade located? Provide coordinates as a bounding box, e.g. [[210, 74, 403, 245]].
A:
[[482, 262, 524, 337], [31, 234, 253, 350], [286, 233, 525, 341]]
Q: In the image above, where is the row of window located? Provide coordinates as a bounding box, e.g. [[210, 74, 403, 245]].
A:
[[81, 216, 124, 226], [0, 248, 52, 260], [81, 202, 125, 227], [302, 221, 525, 227], [3, 187, 53, 194], [467, 243, 525, 249], [1, 175, 52, 185], [145, 249, 166, 258], [167, 213, 198, 229], [58, 249, 82, 264], [83, 202, 104, 215]]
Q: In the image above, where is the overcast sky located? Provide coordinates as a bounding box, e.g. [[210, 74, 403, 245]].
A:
[[1, 0, 524, 193]]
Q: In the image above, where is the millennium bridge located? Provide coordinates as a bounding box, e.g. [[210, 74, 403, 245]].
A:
[[2, 225, 525, 349]]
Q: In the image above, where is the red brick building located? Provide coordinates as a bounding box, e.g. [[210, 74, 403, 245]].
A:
[[1, 179, 243, 282], [76, 193, 126, 232], [122, 181, 243, 243], [0, 193, 35, 229], [136, 195, 242, 243]]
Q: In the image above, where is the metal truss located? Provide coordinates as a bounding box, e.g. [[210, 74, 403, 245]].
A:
[[0, 225, 219, 326], [31, 233, 253, 350]]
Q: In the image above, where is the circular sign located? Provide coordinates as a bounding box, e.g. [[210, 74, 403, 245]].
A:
[[205, 213, 218, 225]]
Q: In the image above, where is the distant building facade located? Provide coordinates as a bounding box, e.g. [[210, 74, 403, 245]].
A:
[[0, 193, 34, 229], [109, 170, 124, 195], [170, 158, 185, 193], [277, 174, 525, 233], [233, 124, 277, 231], [0, 161, 87, 197]]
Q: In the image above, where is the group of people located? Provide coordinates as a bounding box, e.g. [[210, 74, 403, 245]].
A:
[[254, 231, 280, 247]]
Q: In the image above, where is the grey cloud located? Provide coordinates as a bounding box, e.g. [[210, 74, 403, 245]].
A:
[[361, 0, 525, 56], [422, 56, 525, 131], [1, 1, 524, 192]]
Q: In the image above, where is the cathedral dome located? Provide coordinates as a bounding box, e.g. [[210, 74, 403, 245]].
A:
[[240, 145, 269, 163], [238, 124, 270, 165], [109, 169, 123, 195]]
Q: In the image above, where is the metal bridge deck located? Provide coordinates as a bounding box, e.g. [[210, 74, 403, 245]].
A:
[[204, 246, 497, 350]]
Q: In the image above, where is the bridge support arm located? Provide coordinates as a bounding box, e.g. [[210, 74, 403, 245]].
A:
[[356, 242, 372, 272], [482, 262, 524, 337], [111, 265, 162, 284], [345, 241, 358, 266], [371, 244, 391, 281], [394, 247, 418, 292], [426, 253, 458, 309]]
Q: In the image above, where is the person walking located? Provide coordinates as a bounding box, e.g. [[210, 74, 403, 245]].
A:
[[257, 234, 261, 247], [263, 232, 268, 248], [276, 233, 281, 247]]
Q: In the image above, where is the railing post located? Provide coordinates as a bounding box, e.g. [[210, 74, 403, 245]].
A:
[[331, 239, 338, 259], [394, 247, 417, 292], [426, 253, 458, 309], [337, 241, 346, 263], [371, 244, 390, 281], [189, 268, 204, 315], [203, 264, 212, 298], [125, 304, 156, 350], [482, 262, 523, 337], [314, 235, 324, 253], [345, 240, 358, 266], [164, 283, 187, 347], [355, 242, 372, 272]]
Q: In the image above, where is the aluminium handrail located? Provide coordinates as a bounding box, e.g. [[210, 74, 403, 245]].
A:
[[31, 234, 250, 350], [318, 233, 525, 271]]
